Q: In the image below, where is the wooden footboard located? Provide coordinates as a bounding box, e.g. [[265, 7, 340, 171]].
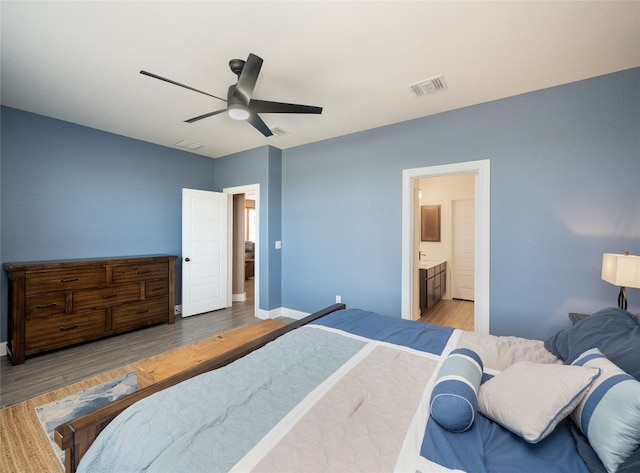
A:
[[54, 303, 346, 473]]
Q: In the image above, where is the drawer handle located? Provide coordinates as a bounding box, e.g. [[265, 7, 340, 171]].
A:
[[102, 294, 118, 299], [136, 270, 151, 275], [59, 324, 79, 331], [136, 310, 150, 315], [151, 287, 164, 292], [35, 303, 57, 309], [61, 278, 79, 283]]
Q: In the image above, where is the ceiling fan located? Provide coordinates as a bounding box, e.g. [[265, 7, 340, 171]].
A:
[[140, 53, 323, 137]]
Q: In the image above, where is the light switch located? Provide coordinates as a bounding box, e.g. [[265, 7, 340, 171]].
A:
[[275, 240, 282, 249]]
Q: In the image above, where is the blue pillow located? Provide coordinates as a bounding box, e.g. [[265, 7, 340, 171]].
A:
[[430, 348, 483, 432], [571, 348, 640, 473], [544, 307, 640, 380]]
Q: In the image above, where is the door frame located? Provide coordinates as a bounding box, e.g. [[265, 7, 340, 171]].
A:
[[224, 183, 260, 317], [401, 160, 490, 333]]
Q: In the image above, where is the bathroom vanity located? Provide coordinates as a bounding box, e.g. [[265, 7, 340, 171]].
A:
[[419, 260, 447, 314]]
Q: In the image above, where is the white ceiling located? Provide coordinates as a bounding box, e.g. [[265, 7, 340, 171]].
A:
[[2, 1, 639, 159]]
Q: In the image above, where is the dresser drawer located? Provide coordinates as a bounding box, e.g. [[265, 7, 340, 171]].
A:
[[145, 279, 169, 298], [72, 284, 141, 311], [26, 268, 106, 295], [112, 262, 168, 284], [26, 293, 67, 319], [112, 296, 169, 332], [25, 310, 106, 354]]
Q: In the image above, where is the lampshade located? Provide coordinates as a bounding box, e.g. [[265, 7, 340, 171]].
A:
[[601, 253, 640, 288]]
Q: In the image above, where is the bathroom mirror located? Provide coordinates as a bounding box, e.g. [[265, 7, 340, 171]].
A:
[[421, 205, 441, 242]]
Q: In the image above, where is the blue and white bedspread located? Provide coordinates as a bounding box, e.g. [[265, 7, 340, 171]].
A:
[[78, 309, 589, 473]]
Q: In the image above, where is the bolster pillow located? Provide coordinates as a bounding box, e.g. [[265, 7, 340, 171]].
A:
[[430, 348, 483, 432]]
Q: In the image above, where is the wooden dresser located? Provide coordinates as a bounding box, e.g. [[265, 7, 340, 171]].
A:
[[4, 254, 177, 365]]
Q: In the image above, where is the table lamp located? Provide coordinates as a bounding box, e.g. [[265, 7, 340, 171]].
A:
[[601, 252, 640, 310]]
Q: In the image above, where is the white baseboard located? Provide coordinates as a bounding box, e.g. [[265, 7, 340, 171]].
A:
[[0, 342, 7, 357], [254, 307, 309, 320], [232, 293, 247, 302], [279, 307, 309, 320]]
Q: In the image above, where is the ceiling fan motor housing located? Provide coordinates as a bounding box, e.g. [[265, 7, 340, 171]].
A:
[[229, 59, 246, 76]]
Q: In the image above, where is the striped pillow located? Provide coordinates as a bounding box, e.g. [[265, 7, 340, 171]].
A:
[[571, 348, 640, 473], [430, 348, 483, 432]]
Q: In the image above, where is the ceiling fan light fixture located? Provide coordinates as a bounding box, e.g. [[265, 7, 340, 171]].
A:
[[228, 103, 250, 120]]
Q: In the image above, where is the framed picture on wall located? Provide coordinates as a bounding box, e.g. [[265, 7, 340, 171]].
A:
[[421, 205, 441, 242]]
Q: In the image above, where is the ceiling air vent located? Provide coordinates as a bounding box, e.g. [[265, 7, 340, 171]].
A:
[[407, 75, 448, 97], [173, 139, 204, 151], [269, 127, 287, 136]]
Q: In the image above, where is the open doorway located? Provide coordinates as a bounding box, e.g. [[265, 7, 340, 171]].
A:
[[401, 160, 490, 334], [416, 174, 475, 330], [230, 193, 256, 301], [224, 184, 260, 318]]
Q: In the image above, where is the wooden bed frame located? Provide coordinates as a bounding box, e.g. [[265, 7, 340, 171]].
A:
[[54, 303, 346, 473]]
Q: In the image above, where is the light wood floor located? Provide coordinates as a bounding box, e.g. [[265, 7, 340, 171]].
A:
[[1, 280, 258, 408], [418, 299, 474, 331]]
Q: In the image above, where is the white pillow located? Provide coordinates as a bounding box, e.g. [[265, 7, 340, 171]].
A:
[[478, 361, 600, 443], [571, 348, 640, 473]]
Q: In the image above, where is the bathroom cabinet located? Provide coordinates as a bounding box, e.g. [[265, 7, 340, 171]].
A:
[[419, 261, 447, 314]]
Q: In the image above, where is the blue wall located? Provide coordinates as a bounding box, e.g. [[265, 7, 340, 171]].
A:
[[0, 107, 218, 341], [1, 68, 639, 344], [213, 145, 282, 311], [281, 68, 640, 339]]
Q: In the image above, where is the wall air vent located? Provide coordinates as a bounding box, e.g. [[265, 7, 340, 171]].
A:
[[173, 139, 204, 150], [407, 75, 448, 97]]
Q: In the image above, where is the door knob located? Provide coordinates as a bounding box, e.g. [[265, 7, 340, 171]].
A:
[[185, 257, 190, 262]]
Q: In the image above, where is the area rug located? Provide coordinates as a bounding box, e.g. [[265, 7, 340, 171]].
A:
[[35, 372, 137, 466]]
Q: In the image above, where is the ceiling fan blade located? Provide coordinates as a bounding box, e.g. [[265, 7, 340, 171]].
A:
[[234, 53, 263, 106], [247, 113, 273, 137], [184, 109, 226, 123], [140, 70, 227, 103], [249, 99, 322, 115]]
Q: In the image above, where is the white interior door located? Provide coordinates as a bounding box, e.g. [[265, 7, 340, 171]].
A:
[[452, 199, 475, 301], [182, 188, 229, 317]]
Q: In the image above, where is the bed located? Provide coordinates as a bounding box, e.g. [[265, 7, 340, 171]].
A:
[[55, 304, 640, 473]]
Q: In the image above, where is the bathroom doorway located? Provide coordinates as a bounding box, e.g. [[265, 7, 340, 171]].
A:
[[401, 160, 490, 334]]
